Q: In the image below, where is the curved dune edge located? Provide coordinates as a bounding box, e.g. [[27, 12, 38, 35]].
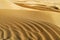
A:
[[15, 3, 60, 13], [0, 9, 60, 40]]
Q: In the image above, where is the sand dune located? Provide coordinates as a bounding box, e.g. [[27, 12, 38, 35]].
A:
[[15, 2, 60, 12], [0, 9, 60, 40]]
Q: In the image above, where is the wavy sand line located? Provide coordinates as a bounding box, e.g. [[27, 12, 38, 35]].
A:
[[0, 18, 60, 40]]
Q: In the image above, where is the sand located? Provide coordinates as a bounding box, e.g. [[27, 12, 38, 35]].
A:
[[0, 9, 60, 40]]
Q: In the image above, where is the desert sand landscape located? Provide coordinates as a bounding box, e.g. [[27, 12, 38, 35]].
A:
[[0, 0, 60, 40]]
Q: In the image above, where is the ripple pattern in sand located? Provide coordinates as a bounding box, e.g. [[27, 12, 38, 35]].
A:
[[0, 18, 60, 40]]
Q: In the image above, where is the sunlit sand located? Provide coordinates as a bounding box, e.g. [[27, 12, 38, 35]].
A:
[[0, 9, 60, 40], [15, 2, 60, 13], [0, 0, 60, 40]]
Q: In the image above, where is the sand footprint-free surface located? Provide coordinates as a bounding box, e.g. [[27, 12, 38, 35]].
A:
[[0, 9, 60, 40]]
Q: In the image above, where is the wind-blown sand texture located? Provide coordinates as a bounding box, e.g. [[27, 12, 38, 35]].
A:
[[0, 9, 60, 40], [15, 2, 60, 12]]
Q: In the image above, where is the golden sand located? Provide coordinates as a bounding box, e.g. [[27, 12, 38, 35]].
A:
[[0, 9, 60, 40], [15, 3, 60, 12]]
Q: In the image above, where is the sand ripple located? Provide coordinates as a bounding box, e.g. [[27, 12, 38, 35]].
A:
[[0, 18, 60, 40]]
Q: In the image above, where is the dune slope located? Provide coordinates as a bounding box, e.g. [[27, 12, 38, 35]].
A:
[[0, 9, 60, 40]]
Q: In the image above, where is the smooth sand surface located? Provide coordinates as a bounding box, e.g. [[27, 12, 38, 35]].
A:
[[0, 9, 60, 40]]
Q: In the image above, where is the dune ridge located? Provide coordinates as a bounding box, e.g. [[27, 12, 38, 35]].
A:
[[15, 2, 60, 13]]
